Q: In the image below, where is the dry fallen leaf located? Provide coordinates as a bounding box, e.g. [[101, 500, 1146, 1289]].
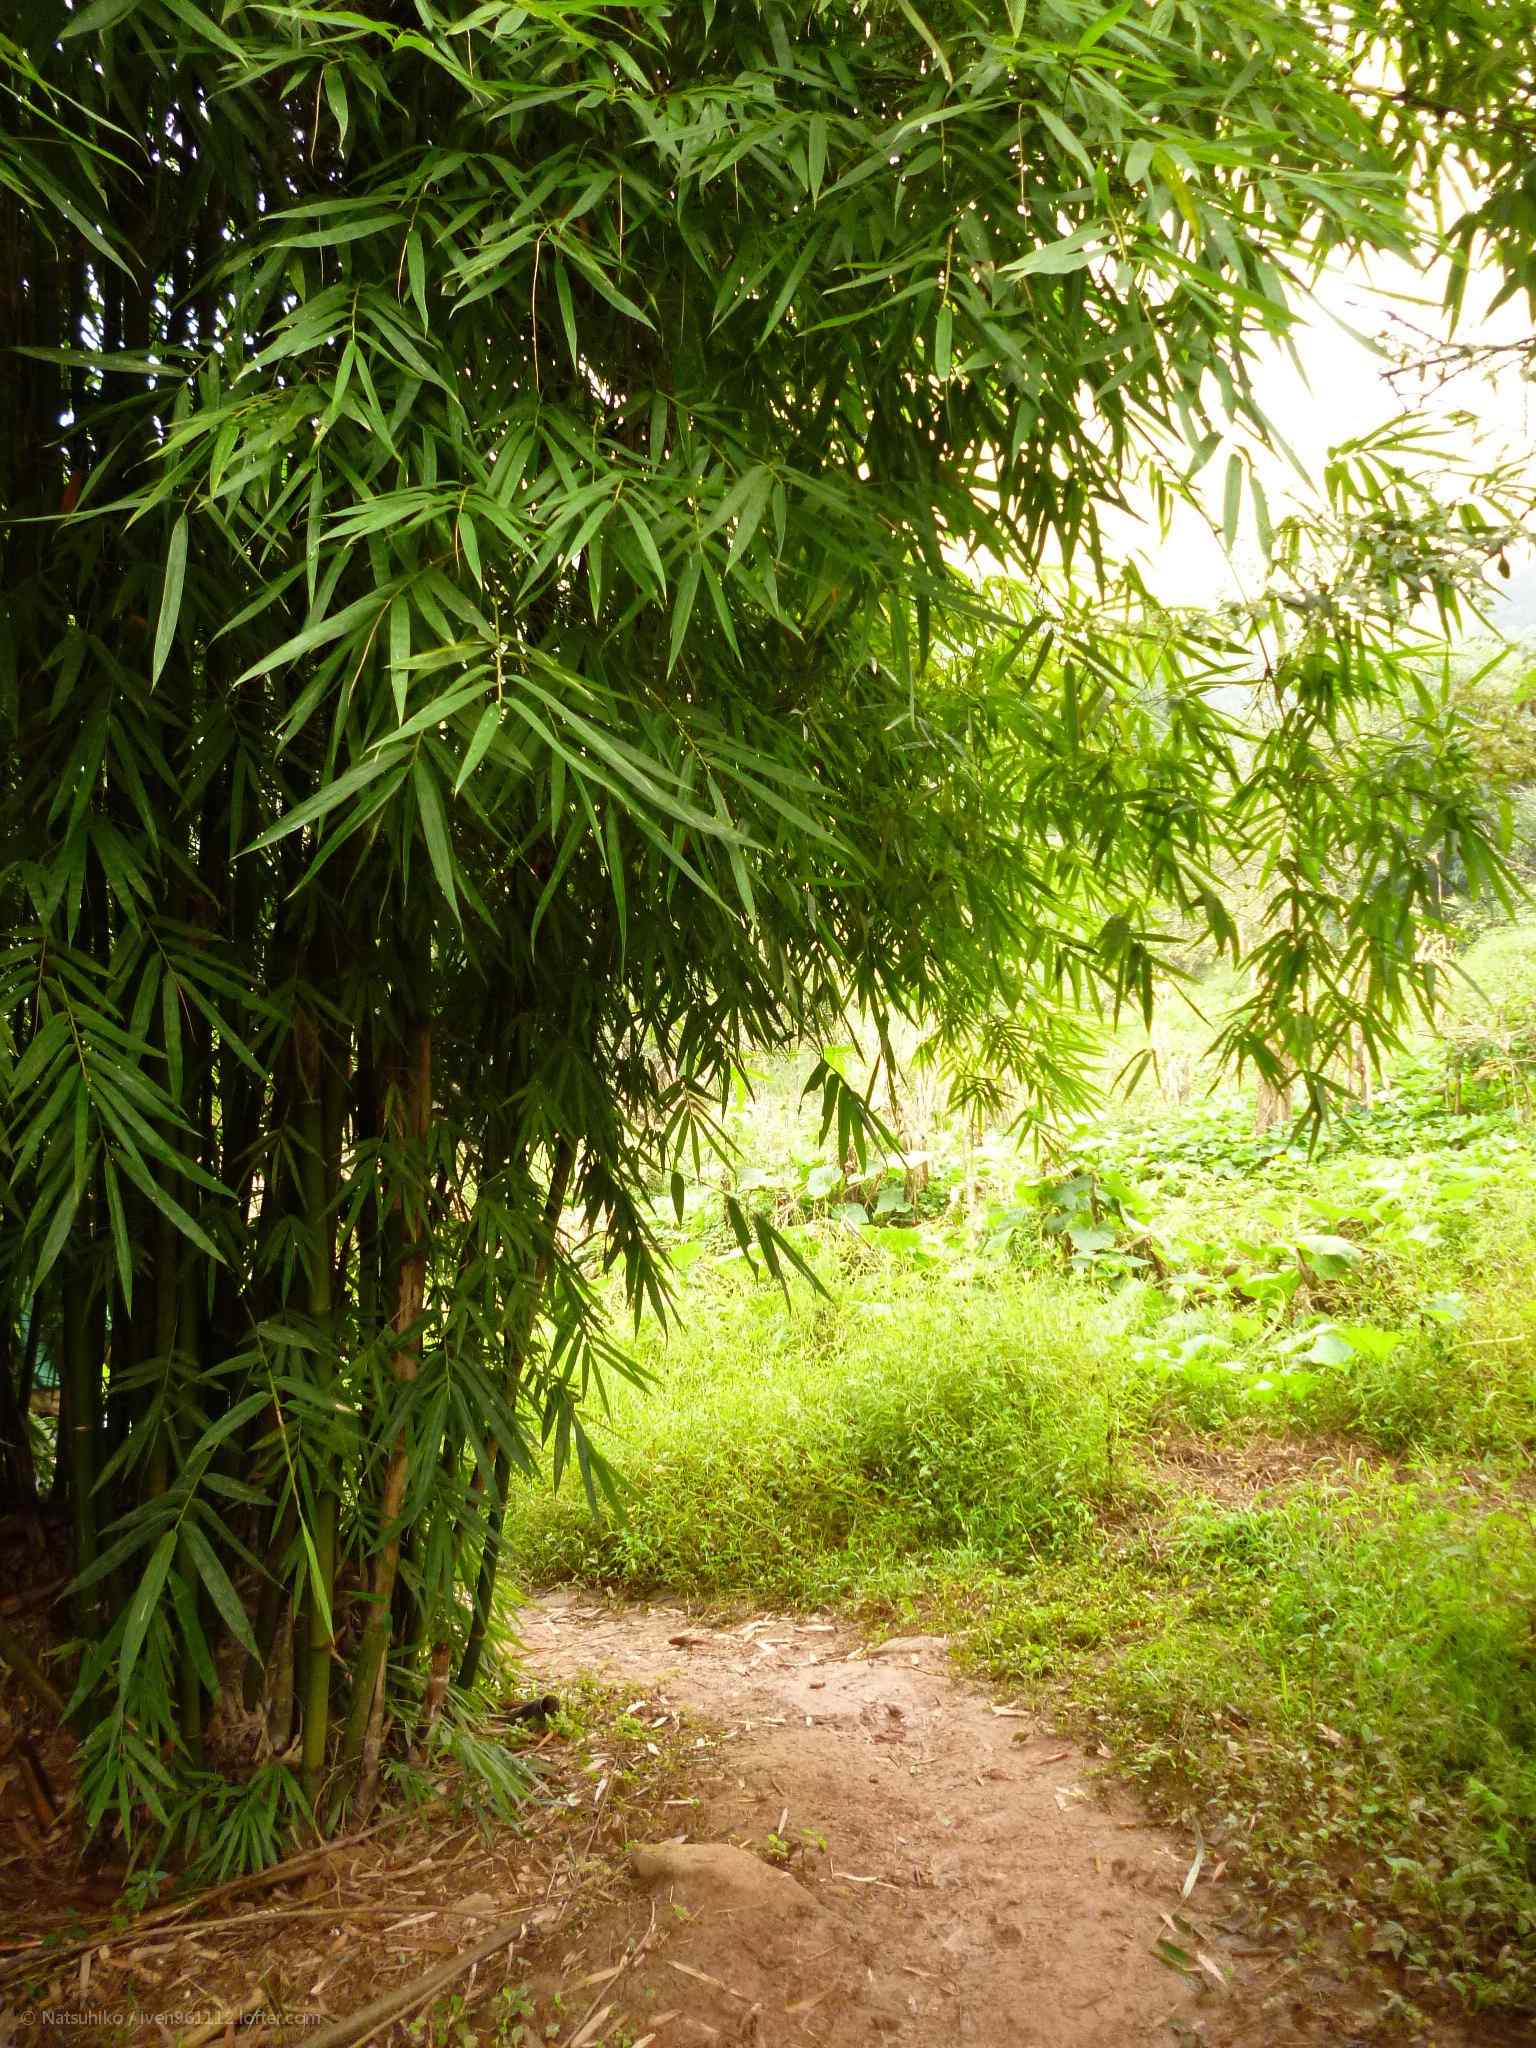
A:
[[785, 1988, 832, 2016], [667, 1958, 748, 1999], [1195, 1948, 1229, 1990], [568, 2003, 618, 2048], [569, 1963, 626, 1993], [1181, 1826, 1205, 1902]]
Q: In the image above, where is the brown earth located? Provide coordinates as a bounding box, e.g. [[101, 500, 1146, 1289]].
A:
[[0, 1579, 1506, 2046], [522, 1593, 1483, 2048]]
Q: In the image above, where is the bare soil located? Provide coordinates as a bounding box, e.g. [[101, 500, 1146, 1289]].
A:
[[0, 1571, 1506, 2046], [523, 1593, 1479, 2048]]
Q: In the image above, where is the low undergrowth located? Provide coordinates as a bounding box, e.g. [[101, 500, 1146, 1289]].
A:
[[945, 1478, 1536, 2014], [501, 1013, 1536, 2018], [506, 1264, 1146, 1603]]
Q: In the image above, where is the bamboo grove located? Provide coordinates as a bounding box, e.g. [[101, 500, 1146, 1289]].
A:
[[1, 0, 1532, 1862]]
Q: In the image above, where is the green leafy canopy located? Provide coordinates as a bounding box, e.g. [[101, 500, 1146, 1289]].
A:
[[0, 0, 1531, 1854]]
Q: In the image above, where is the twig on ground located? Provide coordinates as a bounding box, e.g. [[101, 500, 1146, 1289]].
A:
[[304, 1915, 527, 2048], [0, 1820, 400, 1989], [568, 1899, 658, 2044], [181, 1987, 265, 2046], [0, 1617, 63, 1716]]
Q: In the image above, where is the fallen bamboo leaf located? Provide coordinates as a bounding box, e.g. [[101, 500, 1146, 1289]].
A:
[[667, 1960, 728, 1991], [568, 2001, 615, 2047], [666, 1959, 752, 2002], [1181, 1824, 1205, 1901], [1153, 1937, 1197, 1976], [181, 1988, 264, 2047], [1195, 1948, 1229, 1990], [570, 1963, 626, 1992]]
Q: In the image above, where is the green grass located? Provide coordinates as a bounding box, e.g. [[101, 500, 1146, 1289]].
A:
[[501, 998, 1536, 2019], [509, 1261, 1148, 1602], [945, 1479, 1536, 2011]]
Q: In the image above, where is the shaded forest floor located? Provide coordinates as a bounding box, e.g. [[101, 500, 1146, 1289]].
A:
[[4, 1570, 1519, 2048], [517, 1591, 1496, 2048]]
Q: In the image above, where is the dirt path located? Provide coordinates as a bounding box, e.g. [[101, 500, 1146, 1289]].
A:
[[524, 1594, 1426, 2048]]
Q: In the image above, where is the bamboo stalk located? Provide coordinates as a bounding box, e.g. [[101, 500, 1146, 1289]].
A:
[[60, 1266, 100, 1639], [298, 1016, 340, 1809], [0, 1308, 36, 1510], [459, 1139, 574, 1694], [342, 1021, 430, 1819]]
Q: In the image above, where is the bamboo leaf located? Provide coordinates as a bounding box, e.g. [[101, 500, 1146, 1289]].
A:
[[807, 112, 828, 198], [413, 754, 460, 921], [168, 1567, 218, 1694], [246, 753, 404, 851], [118, 1532, 176, 1703], [150, 516, 188, 686], [1222, 453, 1243, 553], [182, 1522, 260, 1658], [29, 1185, 79, 1293], [234, 591, 390, 685], [454, 703, 503, 794]]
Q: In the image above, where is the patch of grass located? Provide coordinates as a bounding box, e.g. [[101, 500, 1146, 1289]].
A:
[[986, 1479, 1536, 2014], [506, 1261, 1150, 1604], [503, 1011, 1536, 2016]]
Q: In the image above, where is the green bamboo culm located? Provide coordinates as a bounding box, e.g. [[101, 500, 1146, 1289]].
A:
[[295, 1015, 340, 1810], [60, 1271, 99, 1644], [342, 1023, 431, 1820]]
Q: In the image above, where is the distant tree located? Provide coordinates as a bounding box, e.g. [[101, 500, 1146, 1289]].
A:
[[0, 2, 1528, 1857]]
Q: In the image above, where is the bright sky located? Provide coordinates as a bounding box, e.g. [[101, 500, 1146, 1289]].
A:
[[1112, 247, 1536, 614]]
